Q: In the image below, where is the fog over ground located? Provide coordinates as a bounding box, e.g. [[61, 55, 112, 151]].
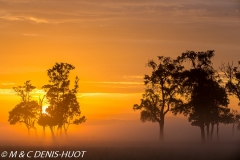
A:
[[1, 117, 240, 145]]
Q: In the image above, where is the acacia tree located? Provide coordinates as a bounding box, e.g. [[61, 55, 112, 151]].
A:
[[8, 81, 39, 136], [133, 56, 183, 141], [173, 51, 230, 142], [42, 63, 86, 138]]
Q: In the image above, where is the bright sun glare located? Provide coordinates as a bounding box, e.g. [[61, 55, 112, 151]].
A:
[[42, 106, 48, 114]]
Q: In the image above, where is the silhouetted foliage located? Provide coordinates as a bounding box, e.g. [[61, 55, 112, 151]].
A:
[[134, 56, 183, 141], [8, 64, 86, 139], [8, 81, 39, 136], [38, 113, 58, 139], [237, 122, 240, 131], [42, 63, 86, 137], [230, 110, 240, 135], [172, 51, 230, 142], [37, 95, 47, 137], [220, 61, 240, 102], [220, 62, 240, 134]]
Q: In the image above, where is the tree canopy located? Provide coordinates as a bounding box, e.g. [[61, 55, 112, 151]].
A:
[[134, 56, 183, 141], [42, 63, 86, 137], [135, 51, 235, 142], [9, 81, 39, 136], [173, 51, 231, 142], [9, 63, 86, 139]]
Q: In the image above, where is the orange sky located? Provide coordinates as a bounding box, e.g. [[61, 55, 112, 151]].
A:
[[0, 0, 240, 142]]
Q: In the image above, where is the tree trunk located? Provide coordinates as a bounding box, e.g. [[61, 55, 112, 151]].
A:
[[232, 122, 235, 136], [217, 123, 219, 140], [60, 126, 62, 137], [50, 126, 56, 141], [206, 123, 210, 140], [28, 128, 30, 137], [34, 128, 38, 138], [200, 124, 205, 142], [210, 123, 214, 140], [159, 121, 164, 141], [43, 126, 46, 138], [64, 129, 68, 138], [56, 126, 59, 137]]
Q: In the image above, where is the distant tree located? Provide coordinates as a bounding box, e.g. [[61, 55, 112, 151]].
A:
[[13, 80, 36, 102], [220, 61, 240, 102], [133, 56, 183, 141], [8, 81, 39, 136], [173, 51, 230, 142], [237, 120, 240, 131], [214, 107, 233, 140], [220, 62, 240, 134], [42, 63, 86, 138], [230, 110, 240, 136]]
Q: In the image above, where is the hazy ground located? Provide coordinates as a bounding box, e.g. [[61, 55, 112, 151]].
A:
[[0, 141, 239, 160], [1, 119, 240, 159]]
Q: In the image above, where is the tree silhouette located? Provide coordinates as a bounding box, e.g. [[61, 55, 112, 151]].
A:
[[37, 95, 47, 137], [37, 95, 58, 139], [220, 61, 240, 101], [38, 113, 58, 139], [42, 63, 86, 137], [236, 114, 240, 131], [173, 51, 230, 142], [134, 56, 183, 141], [8, 81, 39, 136], [230, 110, 240, 136], [220, 62, 240, 132], [211, 106, 233, 140]]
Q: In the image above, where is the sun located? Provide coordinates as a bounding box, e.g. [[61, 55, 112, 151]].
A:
[[42, 106, 48, 114]]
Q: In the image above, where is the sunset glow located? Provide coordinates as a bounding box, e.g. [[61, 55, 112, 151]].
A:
[[0, 2, 240, 160], [42, 106, 48, 114]]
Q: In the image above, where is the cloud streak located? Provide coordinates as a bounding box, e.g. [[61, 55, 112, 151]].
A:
[[0, 0, 239, 24], [77, 92, 142, 98], [0, 15, 48, 23], [0, 88, 142, 99], [1, 82, 15, 86], [82, 81, 143, 85]]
